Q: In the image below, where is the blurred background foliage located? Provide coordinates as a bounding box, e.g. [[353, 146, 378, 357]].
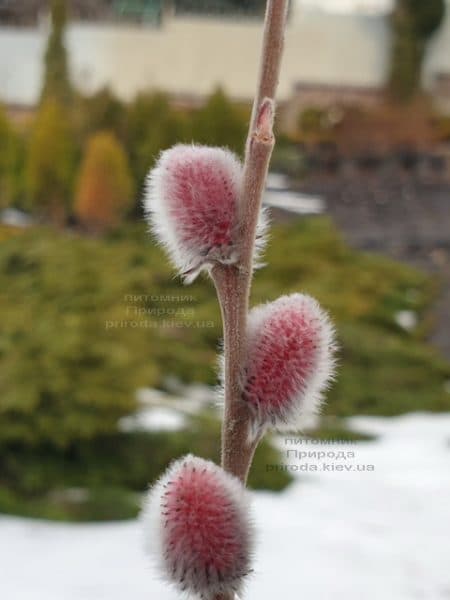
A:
[[1, 218, 449, 519], [26, 99, 76, 223], [2, 86, 250, 226], [388, 0, 445, 102], [40, 0, 73, 106]]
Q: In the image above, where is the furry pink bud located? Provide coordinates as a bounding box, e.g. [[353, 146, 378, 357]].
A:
[[144, 144, 266, 283], [142, 454, 253, 599], [241, 293, 336, 437]]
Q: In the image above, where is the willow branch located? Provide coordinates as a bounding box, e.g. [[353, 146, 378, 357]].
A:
[[211, 0, 288, 489], [248, 0, 289, 137]]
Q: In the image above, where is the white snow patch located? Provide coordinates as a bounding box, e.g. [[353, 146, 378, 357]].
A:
[[1, 413, 450, 600], [118, 407, 186, 432], [263, 190, 326, 215], [264, 172, 325, 215], [395, 310, 418, 331], [1, 208, 33, 227], [136, 383, 215, 415]]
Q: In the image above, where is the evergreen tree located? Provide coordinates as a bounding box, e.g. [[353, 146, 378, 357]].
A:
[[406, 0, 446, 38], [77, 87, 127, 143], [192, 88, 248, 156], [75, 131, 134, 231], [41, 0, 72, 105], [0, 106, 19, 209], [389, 0, 445, 102], [26, 99, 75, 223], [126, 92, 188, 189]]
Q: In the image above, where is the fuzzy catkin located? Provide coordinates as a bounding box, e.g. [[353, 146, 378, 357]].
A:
[[241, 293, 336, 438], [141, 454, 254, 599], [144, 144, 267, 282]]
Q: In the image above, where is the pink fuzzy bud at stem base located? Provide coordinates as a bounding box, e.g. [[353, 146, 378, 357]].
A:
[[142, 455, 253, 600]]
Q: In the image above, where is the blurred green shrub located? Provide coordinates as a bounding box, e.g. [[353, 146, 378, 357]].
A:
[[0, 414, 291, 520], [0, 414, 289, 496], [0, 218, 448, 448], [26, 100, 76, 223], [75, 87, 128, 143], [191, 87, 248, 156], [126, 92, 189, 190], [1, 217, 449, 519], [0, 107, 23, 209]]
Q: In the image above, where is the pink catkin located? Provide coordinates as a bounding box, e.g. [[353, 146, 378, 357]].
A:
[[142, 455, 253, 599], [145, 145, 243, 282], [241, 293, 336, 436]]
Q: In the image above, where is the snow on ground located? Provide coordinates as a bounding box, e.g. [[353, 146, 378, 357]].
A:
[[118, 383, 216, 432], [264, 173, 326, 215], [118, 407, 186, 432], [1, 413, 450, 600]]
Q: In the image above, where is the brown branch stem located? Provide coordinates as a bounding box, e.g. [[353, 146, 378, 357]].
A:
[[211, 0, 288, 491], [212, 264, 260, 484], [248, 0, 289, 137]]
